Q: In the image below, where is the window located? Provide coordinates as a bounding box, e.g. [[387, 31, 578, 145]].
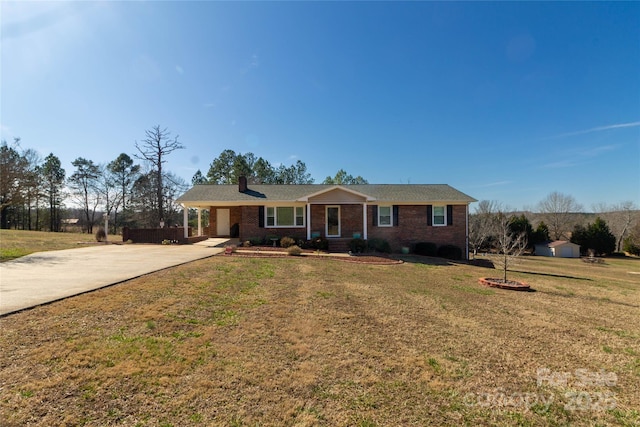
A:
[[378, 206, 392, 226], [433, 206, 445, 226], [266, 206, 305, 227]]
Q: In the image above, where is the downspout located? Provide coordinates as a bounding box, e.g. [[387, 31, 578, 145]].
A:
[[465, 204, 469, 261]]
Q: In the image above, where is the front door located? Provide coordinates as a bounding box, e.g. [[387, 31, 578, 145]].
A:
[[326, 206, 340, 237], [216, 209, 230, 236]]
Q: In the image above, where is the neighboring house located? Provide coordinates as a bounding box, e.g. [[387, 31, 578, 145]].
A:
[[61, 218, 81, 233], [176, 177, 476, 258], [535, 240, 581, 258]]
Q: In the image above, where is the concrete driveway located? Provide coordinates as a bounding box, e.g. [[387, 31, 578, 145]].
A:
[[0, 239, 228, 316]]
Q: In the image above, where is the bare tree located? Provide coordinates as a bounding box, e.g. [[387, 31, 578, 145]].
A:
[[134, 126, 184, 225], [491, 210, 528, 282], [537, 191, 582, 240], [469, 200, 499, 259], [593, 201, 639, 252]]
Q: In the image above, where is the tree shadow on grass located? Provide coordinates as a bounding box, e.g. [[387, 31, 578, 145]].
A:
[[393, 254, 456, 267], [511, 270, 593, 281]]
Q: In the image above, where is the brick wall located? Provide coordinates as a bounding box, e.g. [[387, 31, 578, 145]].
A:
[[122, 227, 192, 243], [232, 203, 468, 253], [239, 205, 306, 242], [367, 205, 467, 252], [208, 206, 242, 237]]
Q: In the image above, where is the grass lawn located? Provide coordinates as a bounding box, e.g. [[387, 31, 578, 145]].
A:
[[0, 229, 98, 262], [0, 251, 638, 426]]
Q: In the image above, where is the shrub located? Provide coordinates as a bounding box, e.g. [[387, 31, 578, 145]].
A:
[[437, 244, 462, 260], [367, 238, 391, 254], [248, 236, 264, 246], [280, 236, 296, 248], [286, 245, 303, 256], [95, 228, 106, 242], [623, 236, 640, 256], [309, 236, 329, 251], [349, 238, 367, 253], [242, 240, 252, 247], [414, 242, 437, 256]]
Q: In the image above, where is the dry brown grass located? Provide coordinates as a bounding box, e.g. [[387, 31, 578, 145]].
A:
[[0, 254, 638, 426], [0, 229, 98, 261]]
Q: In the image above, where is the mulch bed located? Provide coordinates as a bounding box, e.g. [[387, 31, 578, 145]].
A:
[[220, 246, 402, 265], [478, 277, 531, 291]]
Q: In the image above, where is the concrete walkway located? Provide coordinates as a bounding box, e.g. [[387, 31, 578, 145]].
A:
[[0, 239, 229, 316]]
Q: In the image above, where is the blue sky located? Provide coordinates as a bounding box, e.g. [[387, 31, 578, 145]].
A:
[[2, 1, 639, 210]]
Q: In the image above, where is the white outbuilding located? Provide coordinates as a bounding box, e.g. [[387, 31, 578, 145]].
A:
[[535, 240, 581, 258]]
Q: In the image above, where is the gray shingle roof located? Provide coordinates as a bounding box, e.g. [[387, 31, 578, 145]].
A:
[[177, 184, 476, 205]]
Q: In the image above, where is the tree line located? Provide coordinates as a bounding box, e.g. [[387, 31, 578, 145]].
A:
[[191, 149, 367, 186], [0, 126, 369, 234], [0, 126, 187, 233], [469, 193, 639, 258]]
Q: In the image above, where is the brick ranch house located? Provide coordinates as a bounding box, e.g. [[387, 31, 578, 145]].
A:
[[176, 177, 476, 258]]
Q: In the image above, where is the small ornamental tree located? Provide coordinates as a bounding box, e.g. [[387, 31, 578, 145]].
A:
[[509, 214, 534, 250], [492, 211, 528, 283]]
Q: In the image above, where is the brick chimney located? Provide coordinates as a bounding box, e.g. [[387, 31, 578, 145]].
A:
[[238, 176, 248, 193]]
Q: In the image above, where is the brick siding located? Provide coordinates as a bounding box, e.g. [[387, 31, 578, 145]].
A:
[[206, 203, 468, 254], [367, 205, 467, 251]]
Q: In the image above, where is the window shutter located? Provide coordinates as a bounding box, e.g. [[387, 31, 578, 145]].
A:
[[372, 205, 378, 226], [447, 205, 453, 226], [258, 206, 264, 228], [427, 205, 433, 226], [393, 205, 399, 226]]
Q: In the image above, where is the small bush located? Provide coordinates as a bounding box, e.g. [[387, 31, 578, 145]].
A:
[[367, 238, 391, 254], [414, 242, 437, 256], [248, 236, 264, 246], [287, 245, 303, 256], [623, 236, 640, 256], [309, 236, 329, 251], [437, 244, 462, 260], [242, 240, 252, 247], [95, 227, 106, 242], [349, 238, 367, 253], [280, 236, 296, 248]]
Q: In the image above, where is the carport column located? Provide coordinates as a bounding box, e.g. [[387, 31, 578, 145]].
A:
[[183, 205, 189, 239], [197, 208, 202, 237], [306, 203, 311, 240], [363, 203, 368, 240]]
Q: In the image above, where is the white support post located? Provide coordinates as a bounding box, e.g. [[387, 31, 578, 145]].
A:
[[306, 203, 311, 240], [363, 203, 368, 240], [197, 208, 202, 237], [183, 205, 189, 239]]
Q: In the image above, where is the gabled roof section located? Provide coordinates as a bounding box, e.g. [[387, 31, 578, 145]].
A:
[[548, 240, 579, 248], [297, 185, 376, 202], [176, 184, 477, 205]]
